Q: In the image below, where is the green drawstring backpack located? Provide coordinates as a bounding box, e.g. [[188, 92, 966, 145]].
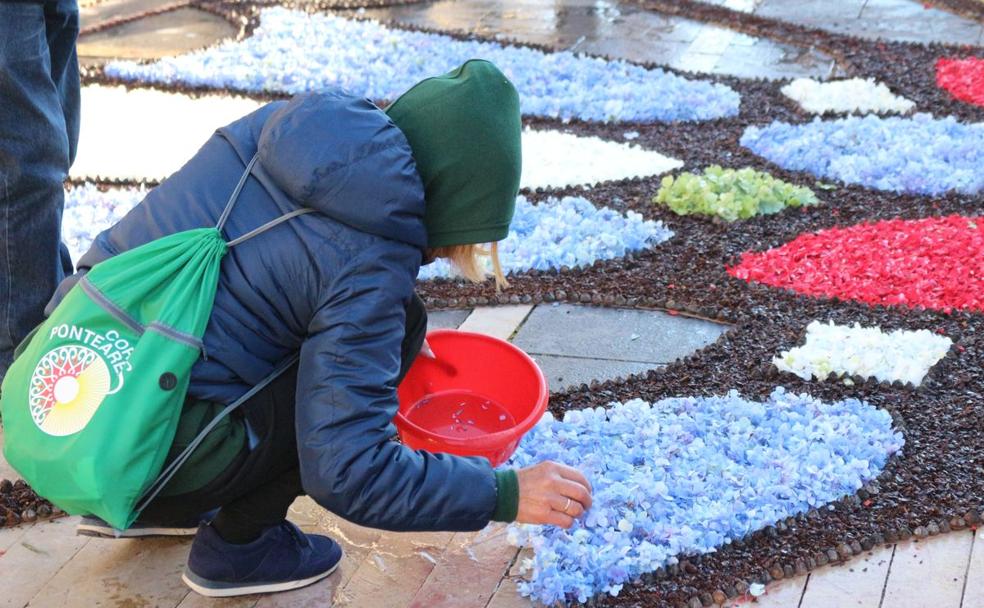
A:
[[1, 156, 308, 530]]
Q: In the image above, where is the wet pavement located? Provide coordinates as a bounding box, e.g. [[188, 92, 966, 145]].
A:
[[353, 0, 841, 79], [79, 1, 235, 65], [707, 0, 984, 46]]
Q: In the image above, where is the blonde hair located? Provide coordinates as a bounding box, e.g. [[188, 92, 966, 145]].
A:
[[431, 241, 509, 290]]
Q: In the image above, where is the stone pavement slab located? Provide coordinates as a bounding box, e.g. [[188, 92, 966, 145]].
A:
[[427, 309, 472, 331], [798, 544, 894, 608], [513, 303, 728, 363], [338, 530, 456, 607], [531, 353, 656, 391], [25, 534, 190, 608], [0, 519, 89, 608], [486, 547, 535, 608], [78, 7, 235, 63], [752, 0, 983, 45], [176, 591, 261, 608], [355, 0, 838, 79], [80, 0, 187, 31], [408, 526, 518, 608], [881, 533, 975, 608], [458, 305, 534, 341], [962, 527, 984, 608]]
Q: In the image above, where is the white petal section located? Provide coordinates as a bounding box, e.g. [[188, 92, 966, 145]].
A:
[[521, 130, 682, 190], [774, 320, 952, 386], [780, 78, 915, 115], [72, 86, 264, 181], [71, 87, 683, 189]]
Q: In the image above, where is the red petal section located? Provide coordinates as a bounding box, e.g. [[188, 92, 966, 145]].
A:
[[728, 216, 984, 313], [937, 57, 984, 108]]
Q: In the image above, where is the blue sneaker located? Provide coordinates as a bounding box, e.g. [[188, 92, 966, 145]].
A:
[[182, 521, 342, 597], [76, 510, 217, 538]]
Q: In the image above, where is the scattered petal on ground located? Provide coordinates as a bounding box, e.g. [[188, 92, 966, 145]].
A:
[[728, 215, 984, 313], [740, 114, 984, 195], [63, 184, 147, 263], [774, 320, 952, 386], [104, 8, 741, 123], [936, 57, 984, 108], [418, 196, 673, 280], [780, 77, 915, 114], [521, 129, 682, 189], [72, 86, 264, 181], [506, 388, 902, 604]]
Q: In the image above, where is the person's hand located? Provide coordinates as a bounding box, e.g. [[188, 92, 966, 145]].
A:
[[515, 461, 592, 528]]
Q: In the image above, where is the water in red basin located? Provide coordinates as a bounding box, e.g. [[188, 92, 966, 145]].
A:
[[406, 390, 516, 439], [396, 329, 548, 466]]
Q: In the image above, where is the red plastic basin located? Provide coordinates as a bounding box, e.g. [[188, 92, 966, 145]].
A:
[[396, 329, 548, 466]]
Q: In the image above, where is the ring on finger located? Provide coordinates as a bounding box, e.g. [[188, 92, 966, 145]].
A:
[[562, 497, 572, 514]]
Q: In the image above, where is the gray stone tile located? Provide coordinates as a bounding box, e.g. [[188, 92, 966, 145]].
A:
[[80, 0, 184, 30], [427, 309, 471, 331], [580, 37, 693, 65], [756, 0, 866, 22], [512, 303, 729, 364], [531, 354, 658, 392], [755, 0, 982, 45], [79, 8, 235, 61]]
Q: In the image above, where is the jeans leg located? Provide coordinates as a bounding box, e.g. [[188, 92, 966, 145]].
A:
[[46, 0, 80, 278], [0, 0, 77, 377], [44, 0, 80, 167]]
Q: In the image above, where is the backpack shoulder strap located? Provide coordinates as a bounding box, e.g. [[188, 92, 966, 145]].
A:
[[215, 154, 316, 249]]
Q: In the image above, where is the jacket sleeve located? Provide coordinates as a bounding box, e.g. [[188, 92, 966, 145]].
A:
[[295, 243, 498, 532]]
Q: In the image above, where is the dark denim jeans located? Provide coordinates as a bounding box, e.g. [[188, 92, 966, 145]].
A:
[[0, 0, 80, 379]]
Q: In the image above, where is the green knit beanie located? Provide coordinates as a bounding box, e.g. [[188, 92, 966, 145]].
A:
[[385, 60, 522, 248]]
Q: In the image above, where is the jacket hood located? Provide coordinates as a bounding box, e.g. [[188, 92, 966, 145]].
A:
[[385, 60, 522, 248], [256, 90, 427, 249]]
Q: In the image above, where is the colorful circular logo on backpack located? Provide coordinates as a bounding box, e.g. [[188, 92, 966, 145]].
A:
[[29, 345, 112, 436]]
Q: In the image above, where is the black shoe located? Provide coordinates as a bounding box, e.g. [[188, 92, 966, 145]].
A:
[[182, 521, 342, 597]]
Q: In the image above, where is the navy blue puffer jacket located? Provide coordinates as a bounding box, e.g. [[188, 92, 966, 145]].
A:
[[48, 90, 498, 532]]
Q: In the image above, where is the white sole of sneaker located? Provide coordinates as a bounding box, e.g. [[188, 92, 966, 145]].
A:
[[181, 560, 341, 598], [76, 524, 197, 538]]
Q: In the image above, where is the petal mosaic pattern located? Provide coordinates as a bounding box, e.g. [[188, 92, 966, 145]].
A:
[[506, 388, 902, 604], [104, 8, 741, 123], [774, 320, 952, 386], [740, 114, 984, 195], [418, 196, 673, 280], [780, 77, 915, 114], [729, 215, 984, 313], [936, 57, 984, 108]]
